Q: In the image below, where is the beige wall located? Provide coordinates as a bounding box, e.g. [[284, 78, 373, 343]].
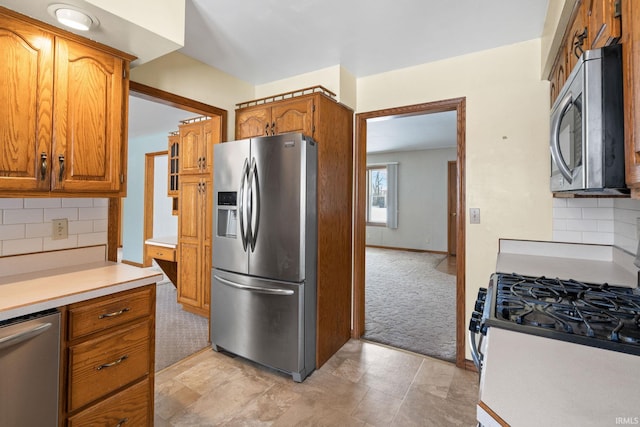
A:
[[357, 39, 553, 357], [130, 38, 553, 360], [255, 65, 357, 110], [130, 52, 254, 139]]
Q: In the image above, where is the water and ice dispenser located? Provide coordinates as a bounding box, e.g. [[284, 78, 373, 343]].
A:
[[217, 191, 238, 238]]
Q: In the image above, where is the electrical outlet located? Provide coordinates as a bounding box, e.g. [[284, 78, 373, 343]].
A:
[[470, 208, 481, 224], [52, 218, 68, 240]]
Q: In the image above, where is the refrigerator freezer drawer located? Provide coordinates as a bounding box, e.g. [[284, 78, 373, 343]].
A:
[[211, 269, 313, 381]]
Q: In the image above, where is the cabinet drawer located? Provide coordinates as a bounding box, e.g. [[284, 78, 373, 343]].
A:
[[68, 320, 151, 411], [146, 244, 176, 262], [67, 286, 153, 340], [68, 378, 150, 427]]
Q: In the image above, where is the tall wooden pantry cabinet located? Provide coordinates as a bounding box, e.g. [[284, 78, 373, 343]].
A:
[[235, 86, 353, 367], [177, 116, 222, 317]]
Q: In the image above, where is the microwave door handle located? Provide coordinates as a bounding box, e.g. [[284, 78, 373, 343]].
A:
[[239, 158, 249, 251], [550, 92, 575, 184]]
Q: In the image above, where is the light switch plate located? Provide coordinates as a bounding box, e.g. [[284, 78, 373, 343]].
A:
[[470, 208, 480, 224], [52, 218, 68, 240]]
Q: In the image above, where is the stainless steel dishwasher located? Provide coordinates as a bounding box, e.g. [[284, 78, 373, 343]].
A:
[[0, 309, 60, 427]]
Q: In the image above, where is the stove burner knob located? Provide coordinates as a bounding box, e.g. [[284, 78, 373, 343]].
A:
[[469, 311, 483, 333], [475, 300, 485, 312], [477, 287, 487, 301]]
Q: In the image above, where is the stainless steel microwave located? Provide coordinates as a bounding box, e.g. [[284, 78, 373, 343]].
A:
[[550, 44, 626, 195]]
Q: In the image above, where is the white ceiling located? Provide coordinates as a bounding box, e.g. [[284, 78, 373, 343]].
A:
[[182, 0, 549, 85], [1, 0, 550, 152], [136, 0, 549, 152]]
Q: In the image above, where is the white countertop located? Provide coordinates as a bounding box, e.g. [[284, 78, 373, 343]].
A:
[[496, 239, 638, 287], [0, 248, 162, 322], [145, 236, 178, 249]]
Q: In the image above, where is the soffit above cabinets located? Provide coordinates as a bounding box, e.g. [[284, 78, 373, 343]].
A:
[[0, 0, 185, 67]]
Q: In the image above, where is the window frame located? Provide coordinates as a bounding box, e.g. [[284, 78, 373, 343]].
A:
[[366, 165, 388, 227]]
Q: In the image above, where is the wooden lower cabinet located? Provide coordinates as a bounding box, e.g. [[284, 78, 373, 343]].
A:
[[61, 285, 155, 426], [67, 379, 150, 427], [177, 175, 212, 317]]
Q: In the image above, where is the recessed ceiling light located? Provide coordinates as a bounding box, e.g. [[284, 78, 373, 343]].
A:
[[47, 4, 99, 31]]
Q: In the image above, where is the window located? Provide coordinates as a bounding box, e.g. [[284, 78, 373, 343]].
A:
[[367, 166, 387, 225]]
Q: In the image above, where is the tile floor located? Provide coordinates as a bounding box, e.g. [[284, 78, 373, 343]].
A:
[[154, 339, 479, 426]]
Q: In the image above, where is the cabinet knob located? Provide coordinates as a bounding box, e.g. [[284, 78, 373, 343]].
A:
[[265, 123, 269, 136]]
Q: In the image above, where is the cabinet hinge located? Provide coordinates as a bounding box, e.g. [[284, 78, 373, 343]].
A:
[[614, 0, 621, 17], [123, 68, 127, 79], [120, 173, 124, 184], [312, 104, 316, 113]]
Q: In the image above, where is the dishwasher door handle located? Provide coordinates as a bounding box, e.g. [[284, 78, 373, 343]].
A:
[[0, 322, 53, 351], [214, 275, 294, 296]]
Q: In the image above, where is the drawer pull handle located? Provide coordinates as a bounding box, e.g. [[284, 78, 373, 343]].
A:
[[98, 307, 130, 319], [96, 355, 128, 370], [116, 418, 129, 427]]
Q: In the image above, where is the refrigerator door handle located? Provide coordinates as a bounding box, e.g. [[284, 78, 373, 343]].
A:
[[214, 275, 294, 296], [249, 157, 260, 252], [239, 158, 249, 251]]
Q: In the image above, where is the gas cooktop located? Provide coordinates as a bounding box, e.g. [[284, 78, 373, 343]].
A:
[[484, 273, 640, 356]]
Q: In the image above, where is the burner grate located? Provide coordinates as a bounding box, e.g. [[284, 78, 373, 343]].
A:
[[493, 273, 640, 350]]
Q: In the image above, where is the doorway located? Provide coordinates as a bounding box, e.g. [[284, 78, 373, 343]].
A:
[[116, 82, 227, 370], [353, 97, 467, 368]]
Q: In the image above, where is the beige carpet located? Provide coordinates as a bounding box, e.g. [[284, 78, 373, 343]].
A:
[[363, 247, 456, 362], [155, 281, 209, 371]]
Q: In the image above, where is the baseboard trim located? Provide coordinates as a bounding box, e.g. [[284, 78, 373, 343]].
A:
[[121, 259, 144, 268], [464, 359, 478, 372], [366, 245, 447, 255]]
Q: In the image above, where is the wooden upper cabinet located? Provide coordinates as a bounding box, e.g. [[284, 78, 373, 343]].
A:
[[0, 7, 133, 197], [235, 97, 314, 139], [588, 0, 621, 49], [548, 0, 620, 106], [0, 14, 53, 192], [53, 37, 125, 193], [272, 97, 314, 136], [236, 106, 271, 138], [567, 0, 589, 74], [179, 116, 220, 176], [621, 0, 640, 196]]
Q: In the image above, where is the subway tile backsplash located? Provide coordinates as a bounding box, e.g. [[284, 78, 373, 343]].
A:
[[553, 197, 640, 255], [0, 198, 108, 257]]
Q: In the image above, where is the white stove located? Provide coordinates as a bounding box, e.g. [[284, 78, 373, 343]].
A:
[[469, 240, 640, 427]]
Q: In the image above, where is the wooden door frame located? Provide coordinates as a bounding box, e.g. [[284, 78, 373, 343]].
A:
[[107, 81, 228, 262], [447, 160, 457, 257], [142, 151, 168, 267], [353, 97, 467, 368]]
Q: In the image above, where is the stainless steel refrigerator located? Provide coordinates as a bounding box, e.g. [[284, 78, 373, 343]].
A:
[[211, 132, 317, 382]]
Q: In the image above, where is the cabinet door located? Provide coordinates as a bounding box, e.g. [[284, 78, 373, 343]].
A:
[[567, 1, 589, 72], [622, 0, 640, 196], [236, 107, 271, 139], [178, 176, 203, 310], [271, 97, 314, 136], [0, 16, 53, 191], [179, 120, 202, 175], [168, 132, 180, 196], [53, 37, 125, 192], [589, 0, 621, 49]]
